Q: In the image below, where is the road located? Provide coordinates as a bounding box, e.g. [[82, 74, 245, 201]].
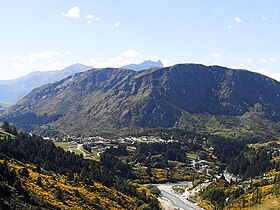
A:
[[77, 144, 87, 156]]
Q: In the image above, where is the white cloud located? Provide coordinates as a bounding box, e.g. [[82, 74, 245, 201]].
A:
[[234, 16, 245, 24], [223, 16, 245, 30], [11, 62, 24, 70], [86, 49, 165, 68], [249, 20, 254, 24], [86, 15, 94, 20], [224, 25, 234, 30], [3, 50, 75, 79], [85, 14, 102, 24], [10, 51, 66, 70], [28, 51, 62, 61], [262, 15, 267, 20], [11, 54, 25, 62], [247, 58, 252, 64], [270, 57, 277, 61], [9, 55, 25, 71], [48, 61, 65, 69], [89, 56, 127, 68], [62, 7, 80, 19], [95, 17, 102, 22], [210, 52, 222, 57], [114, 21, 120, 27], [121, 49, 142, 58]]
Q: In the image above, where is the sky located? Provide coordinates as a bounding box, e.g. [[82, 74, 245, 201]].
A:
[[0, 0, 279, 81]]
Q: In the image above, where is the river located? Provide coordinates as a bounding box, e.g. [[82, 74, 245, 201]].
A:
[[156, 182, 202, 210]]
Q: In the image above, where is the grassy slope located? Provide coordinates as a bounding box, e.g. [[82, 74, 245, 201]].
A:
[[248, 196, 280, 210]]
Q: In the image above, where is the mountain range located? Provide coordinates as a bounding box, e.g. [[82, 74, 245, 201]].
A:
[[1, 63, 280, 137], [0, 60, 164, 105], [0, 63, 91, 105], [122, 60, 164, 71]]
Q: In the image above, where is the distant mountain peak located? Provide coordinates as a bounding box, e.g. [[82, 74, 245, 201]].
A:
[[0, 63, 91, 105], [67, 63, 91, 69], [141, 60, 163, 65], [122, 60, 164, 71]]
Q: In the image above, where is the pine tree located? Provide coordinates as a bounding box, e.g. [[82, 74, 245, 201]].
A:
[[36, 176, 43, 187]]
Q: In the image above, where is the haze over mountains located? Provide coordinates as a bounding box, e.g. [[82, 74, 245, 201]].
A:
[[0, 103, 10, 113], [0, 63, 91, 105], [2, 63, 280, 137], [0, 60, 164, 106]]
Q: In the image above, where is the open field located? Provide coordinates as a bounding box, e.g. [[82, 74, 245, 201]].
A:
[[54, 142, 93, 157], [54, 142, 77, 151]]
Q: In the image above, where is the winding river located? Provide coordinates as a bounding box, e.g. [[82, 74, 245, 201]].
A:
[[156, 182, 202, 210]]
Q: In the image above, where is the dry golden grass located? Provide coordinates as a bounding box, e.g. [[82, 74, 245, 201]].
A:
[[248, 196, 280, 210]]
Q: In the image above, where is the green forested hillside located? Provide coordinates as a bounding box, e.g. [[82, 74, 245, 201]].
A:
[[0, 122, 160, 209]]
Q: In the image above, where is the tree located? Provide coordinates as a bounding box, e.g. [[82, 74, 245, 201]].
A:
[[19, 168, 29, 178], [36, 176, 43, 187], [36, 165, 41, 173], [2, 121, 10, 132], [68, 171, 74, 181], [203, 188, 226, 208], [13, 179, 22, 190], [0, 181, 10, 196], [146, 164, 152, 177], [139, 203, 151, 210], [55, 187, 64, 201], [2, 121, 18, 136]]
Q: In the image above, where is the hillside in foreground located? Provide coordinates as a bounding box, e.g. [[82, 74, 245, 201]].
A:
[[2, 121, 280, 209], [0, 122, 160, 209]]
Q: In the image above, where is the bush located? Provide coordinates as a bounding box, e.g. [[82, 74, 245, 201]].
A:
[[146, 185, 161, 196], [0, 181, 10, 196], [203, 188, 226, 206], [139, 203, 151, 210]]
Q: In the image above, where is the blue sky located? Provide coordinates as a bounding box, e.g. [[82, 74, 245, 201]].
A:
[[0, 0, 279, 80]]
